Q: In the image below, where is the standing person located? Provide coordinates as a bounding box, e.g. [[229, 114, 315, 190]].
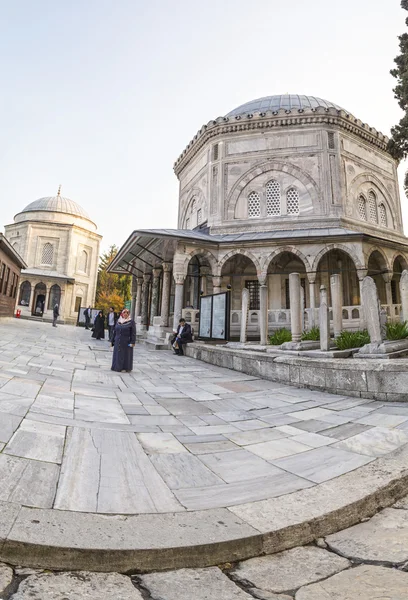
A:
[[111, 308, 136, 372], [106, 306, 118, 341], [52, 303, 59, 327], [92, 311, 105, 340], [171, 318, 193, 356], [84, 306, 91, 330]]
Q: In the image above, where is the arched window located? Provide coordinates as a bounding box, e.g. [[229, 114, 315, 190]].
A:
[[78, 249, 88, 273], [379, 204, 387, 228], [286, 188, 299, 215], [41, 243, 54, 265], [266, 180, 281, 216], [48, 284, 61, 309], [358, 195, 367, 221], [191, 198, 197, 212], [248, 191, 261, 218], [19, 281, 31, 306], [368, 191, 378, 223], [197, 208, 202, 224]]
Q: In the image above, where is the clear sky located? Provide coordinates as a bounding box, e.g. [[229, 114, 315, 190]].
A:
[[0, 0, 406, 252]]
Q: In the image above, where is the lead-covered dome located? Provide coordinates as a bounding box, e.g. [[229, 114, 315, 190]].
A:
[[20, 196, 90, 219], [226, 94, 344, 117]]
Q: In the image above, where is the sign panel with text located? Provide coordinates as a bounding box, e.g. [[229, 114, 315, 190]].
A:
[[198, 292, 230, 341]]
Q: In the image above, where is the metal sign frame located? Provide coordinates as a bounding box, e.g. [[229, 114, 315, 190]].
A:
[[198, 291, 231, 341]]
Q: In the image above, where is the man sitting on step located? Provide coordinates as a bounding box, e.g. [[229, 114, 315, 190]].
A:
[[171, 318, 193, 356]]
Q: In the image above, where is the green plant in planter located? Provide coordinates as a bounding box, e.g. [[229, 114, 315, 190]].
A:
[[269, 328, 292, 345], [385, 320, 408, 340], [301, 327, 320, 341], [335, 330, 370, 350]]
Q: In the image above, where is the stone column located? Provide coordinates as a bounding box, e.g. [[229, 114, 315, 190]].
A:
[[360, 276, 382, 343], [240, 287, 250, 343], [383, 273, 393, 307], [160, 263, 172, 327], [141, 274, 151, 330], [330, 274, 343, 339], [300, 285, 305, 333], [259, 275, 268, 346], [212, 276, 222, 295], [130, 275, 138, 320], [289, 273, 302, 343], [173, 273, 185, 331], [319, 285, 330, 351], [44, 286, 51, 314], [135, 278, 143, 318], [400, 270, 408, 322], [200, 266, 210, 296], [150, 268, 161, 323], [357, 269, 368, 329], [308, 276, 316, 329]]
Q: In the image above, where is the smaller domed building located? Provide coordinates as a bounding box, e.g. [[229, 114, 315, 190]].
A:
[[4, 189, 102, 324]]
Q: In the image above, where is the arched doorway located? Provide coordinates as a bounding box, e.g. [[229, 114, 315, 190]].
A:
[[391, 255, 408, 306], [221, 254, 259, 339], [32, 283, 46, 316], [48, 284, 61, 310], [184, 255, 213, 310], [19, 281, 31, 306], [316, 249, 360, 307], [367, 250, 388, 304]]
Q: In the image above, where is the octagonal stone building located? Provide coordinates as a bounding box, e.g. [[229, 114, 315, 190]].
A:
[[4, 190, 102, 324], [111, 94, 408, 341]]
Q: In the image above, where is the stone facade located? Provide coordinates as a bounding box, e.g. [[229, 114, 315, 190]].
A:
[[0, 234, 27, 318], [4, 192, 101, 324], [111, 95, 408, 340]]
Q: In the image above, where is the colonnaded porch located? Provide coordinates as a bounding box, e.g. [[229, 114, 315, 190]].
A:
[[119, 237, 408, 343]]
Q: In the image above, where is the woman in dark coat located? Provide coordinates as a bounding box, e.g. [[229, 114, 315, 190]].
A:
[[92, 311, 105, 340], [111, 309, 136, 372]]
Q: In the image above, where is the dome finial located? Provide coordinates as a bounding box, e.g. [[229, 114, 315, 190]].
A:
[[57, 184, 62, 197]]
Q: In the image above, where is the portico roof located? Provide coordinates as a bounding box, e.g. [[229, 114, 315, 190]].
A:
[[108, 227, 363, 275], [21, 268, 75, 283]]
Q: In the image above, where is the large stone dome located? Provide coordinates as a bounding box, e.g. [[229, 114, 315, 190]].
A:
[[226, 94, 344, 117], [20, 195, 90, 220]]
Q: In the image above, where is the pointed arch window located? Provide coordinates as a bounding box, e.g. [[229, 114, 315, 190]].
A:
[[78, 249, 88, 273], [379, 203, 387, 227], [286, 188, 299, 215], [266, 180, 281, 216], [368, 191, 378, 223], [358, 195, 367, 221], [248, 191, 261, 218], [41, 243, 54, 265]]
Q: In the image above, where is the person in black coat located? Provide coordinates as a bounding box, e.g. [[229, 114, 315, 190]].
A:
[[106, 306, 118, 341], [171, 318, 193, 356], [111, 309, 136, 372], [92, 311, 105, 340]]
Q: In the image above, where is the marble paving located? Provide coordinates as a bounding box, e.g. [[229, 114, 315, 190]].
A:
[[0, 319, 408, 514]]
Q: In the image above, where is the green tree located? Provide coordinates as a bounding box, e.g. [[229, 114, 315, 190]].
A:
[[389, 1, 408, 162], [96, 245, 130, 310]]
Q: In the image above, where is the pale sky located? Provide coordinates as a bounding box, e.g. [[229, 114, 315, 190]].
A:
[[0, 0, 406, 252]]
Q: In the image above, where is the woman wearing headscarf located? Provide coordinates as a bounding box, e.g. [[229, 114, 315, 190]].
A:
[[111, 308, 136, 372], [92, 310, 105, 340]]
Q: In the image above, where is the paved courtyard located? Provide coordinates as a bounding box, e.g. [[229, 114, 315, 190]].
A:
[[1, 318, 408, 516]]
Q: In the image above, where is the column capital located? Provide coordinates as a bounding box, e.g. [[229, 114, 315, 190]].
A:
[[257, 271, 268, 286], [136, 277, 143, 287], [307, 272, 316, 284], [152, 268, 161, 279], [162, 262, 172, 273], [382, 271, 393, 284], [173, 273, 185, 285], [143, 273, 151, 283]]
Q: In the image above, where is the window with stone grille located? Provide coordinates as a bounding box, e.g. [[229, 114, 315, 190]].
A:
[[191, 198, 197, 212], [78, 249, 88, 273], [379, 204, 387, 227], [266, 180, 281, 216], [368, 191, 378, 223], [328, 132, 335, 149], [286, 188, 299, 215], [245, 280, 260, 310], [212, 144, 219, 161], [41, 243, 54, 265], [358, 195, 367, 220], [197, 208, 202, 224], [248, 191, 260, 218]]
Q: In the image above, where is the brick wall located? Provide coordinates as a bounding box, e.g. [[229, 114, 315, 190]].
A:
[[0, 248, 20, 317]]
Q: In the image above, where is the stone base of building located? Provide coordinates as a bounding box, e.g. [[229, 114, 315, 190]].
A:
[[185, 342, 408, 402]]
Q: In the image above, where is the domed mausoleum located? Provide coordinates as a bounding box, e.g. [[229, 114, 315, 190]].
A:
[[110, 94, 408, 341], [5, 189, 102, 324]]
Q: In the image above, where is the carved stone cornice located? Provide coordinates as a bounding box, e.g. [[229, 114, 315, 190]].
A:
[[174, 108, 391, 176]]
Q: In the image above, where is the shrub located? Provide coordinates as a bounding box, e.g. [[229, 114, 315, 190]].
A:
[[385, 320, 408, 340], [269, 328, 292, 345], [301, 327, 320, 341], [335, 330, 370, 350]]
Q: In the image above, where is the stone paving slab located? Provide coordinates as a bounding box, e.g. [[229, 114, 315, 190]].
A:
[[295, 565, 408, 599]]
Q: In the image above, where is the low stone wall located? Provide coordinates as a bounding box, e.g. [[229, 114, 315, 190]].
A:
[[185, 343, 408, 402]]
